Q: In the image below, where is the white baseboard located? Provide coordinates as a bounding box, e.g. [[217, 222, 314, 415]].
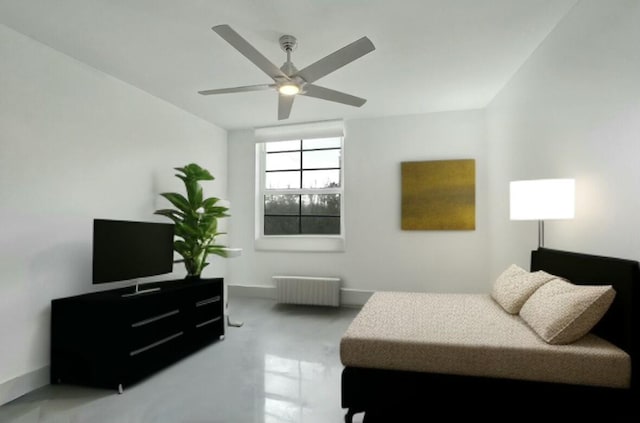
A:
[[227, 284, 373, 307], [0, 366, 49, 406]]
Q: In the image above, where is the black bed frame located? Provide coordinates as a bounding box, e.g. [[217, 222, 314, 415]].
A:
[[341, 248, 639, 421]]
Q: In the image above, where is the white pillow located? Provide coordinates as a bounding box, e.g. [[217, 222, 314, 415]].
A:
[[520, 278, 616, 345], [491, 264, 555, 314]]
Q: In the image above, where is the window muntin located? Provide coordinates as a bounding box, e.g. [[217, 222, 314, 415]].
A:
[[262, 137, 342, 236]]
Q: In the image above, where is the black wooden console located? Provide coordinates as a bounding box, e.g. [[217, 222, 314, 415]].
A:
[[50, 278, 224, 393]]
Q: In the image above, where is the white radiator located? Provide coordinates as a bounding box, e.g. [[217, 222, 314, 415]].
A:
[[273, 276, 341, 307]]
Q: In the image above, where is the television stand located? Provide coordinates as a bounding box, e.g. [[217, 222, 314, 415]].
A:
[[51, 278, 224, 392], [121, 282, 160, 297]]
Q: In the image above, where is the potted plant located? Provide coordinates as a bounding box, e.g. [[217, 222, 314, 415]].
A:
[[154, 163, 230, 279]]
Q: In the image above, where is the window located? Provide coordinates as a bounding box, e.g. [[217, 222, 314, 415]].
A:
[[263, 138, 342, 236], [255, 121, 345, 252], [256, 133, 344, 251]]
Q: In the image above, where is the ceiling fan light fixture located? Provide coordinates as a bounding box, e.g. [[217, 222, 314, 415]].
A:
[[278, 83, 300, 96]]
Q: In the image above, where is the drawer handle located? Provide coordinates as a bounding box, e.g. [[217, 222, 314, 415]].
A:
[[131, 309, 180, 328], [129, 332, 183, 356], [196, 296, 221, 307], [195, 316, 222, 328]]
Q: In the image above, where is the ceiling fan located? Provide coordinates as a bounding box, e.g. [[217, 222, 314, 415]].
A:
[[199, 25, 376, 120]]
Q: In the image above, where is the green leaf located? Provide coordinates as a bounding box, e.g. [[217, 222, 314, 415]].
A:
[[208, 244, 227, 249], [204, 207, 230, 218], [174, 240, 191, 258], [154, 209, 185, 224], [175, 221, 200, 238], [192, 184, 203, 208], [154, 208, 184, 218], [202, 197, 220, 208], [176, 163, 215, 181], [173, 225, 187, 240], [160, 192, 191, 213], [180, 179, 202, 208]]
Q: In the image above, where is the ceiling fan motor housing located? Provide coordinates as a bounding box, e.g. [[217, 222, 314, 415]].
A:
[[279, 35, 298, 52], [279, 34, 300, 78]]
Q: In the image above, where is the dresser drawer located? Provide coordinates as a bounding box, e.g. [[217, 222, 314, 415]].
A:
[[123, 293, 182, 323], [194, 294, 222, 321], [127, 308, 184, 354]]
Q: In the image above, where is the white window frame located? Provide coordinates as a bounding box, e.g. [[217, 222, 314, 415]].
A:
[[254, 122, 345, 252]]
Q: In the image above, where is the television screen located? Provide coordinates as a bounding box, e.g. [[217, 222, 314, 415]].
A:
[[92, 219, 175, 283]]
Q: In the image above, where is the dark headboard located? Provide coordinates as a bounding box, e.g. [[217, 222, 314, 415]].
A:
[[531, 248, 639, 387]]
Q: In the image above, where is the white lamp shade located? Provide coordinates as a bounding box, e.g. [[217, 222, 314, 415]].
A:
[[510, 179, 575, 220]]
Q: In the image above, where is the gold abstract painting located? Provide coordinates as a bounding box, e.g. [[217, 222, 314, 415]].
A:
[[401, 159, 475, 230]]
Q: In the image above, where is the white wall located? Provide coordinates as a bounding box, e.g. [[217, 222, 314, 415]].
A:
[[486, 0, 640, 275], [0, 25, 227, 403], [227, 111, 489, 296]]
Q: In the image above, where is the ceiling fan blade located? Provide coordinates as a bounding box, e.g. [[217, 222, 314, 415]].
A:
[[278, 94, 295, 120], [198, 84, 275, 95], [212, 25, 288, 81], [296, 37, 375, 84], [301, 84, 367, 107]]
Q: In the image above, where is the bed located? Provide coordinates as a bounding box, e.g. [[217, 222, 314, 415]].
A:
[[340, 248, 639, 421]]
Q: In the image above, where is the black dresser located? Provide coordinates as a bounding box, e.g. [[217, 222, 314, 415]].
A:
[[50, 278, 224, 393]]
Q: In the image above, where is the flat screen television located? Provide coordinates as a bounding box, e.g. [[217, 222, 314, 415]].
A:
[[92, 219, 175, 293]]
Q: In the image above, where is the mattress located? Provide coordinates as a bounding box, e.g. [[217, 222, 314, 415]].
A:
[[340, 292, 631, 389]]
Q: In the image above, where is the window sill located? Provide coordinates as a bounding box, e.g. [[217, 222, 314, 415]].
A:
[[254, 236, 345, 252]]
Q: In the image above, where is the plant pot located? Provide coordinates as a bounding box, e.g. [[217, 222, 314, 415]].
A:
[[185, 274, 201, 282]]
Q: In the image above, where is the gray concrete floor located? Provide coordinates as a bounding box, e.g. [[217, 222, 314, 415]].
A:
[[0, 297, 364, 423]]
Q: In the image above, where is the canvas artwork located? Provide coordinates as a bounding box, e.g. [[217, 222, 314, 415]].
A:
[[401, 159, 475, 230]]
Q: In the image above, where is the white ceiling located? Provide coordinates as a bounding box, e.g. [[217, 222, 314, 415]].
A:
[[0, 0, 577, 130]]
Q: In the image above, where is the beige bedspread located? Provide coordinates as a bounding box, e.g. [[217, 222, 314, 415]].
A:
[[340, 292, 630, 388]]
